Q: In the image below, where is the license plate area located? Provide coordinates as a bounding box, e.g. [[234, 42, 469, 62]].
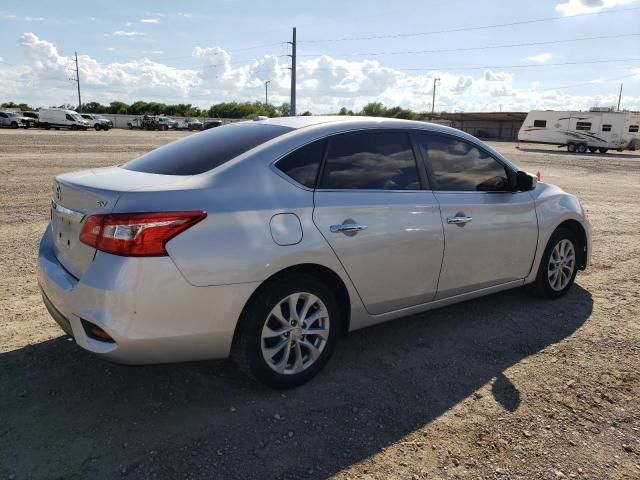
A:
[[51, 201, 85, 252]]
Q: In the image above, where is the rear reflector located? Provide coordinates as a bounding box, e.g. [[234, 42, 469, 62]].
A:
[[79, 211, 206, 256], [81, 320, 115, 343]]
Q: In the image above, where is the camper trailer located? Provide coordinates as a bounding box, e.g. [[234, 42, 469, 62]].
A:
[[518, 108, 640, 153]]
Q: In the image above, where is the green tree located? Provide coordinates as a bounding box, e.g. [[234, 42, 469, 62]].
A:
[[108, 101, 129, 114]]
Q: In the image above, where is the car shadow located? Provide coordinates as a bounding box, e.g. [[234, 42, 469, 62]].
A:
[[516, 146, 640, 159], [0, 284, 593, 479]]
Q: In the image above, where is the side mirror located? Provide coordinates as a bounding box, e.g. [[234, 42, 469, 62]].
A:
[[515, 171, 537, 191]]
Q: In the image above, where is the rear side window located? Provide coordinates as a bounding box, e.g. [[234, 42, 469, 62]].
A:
[[630, 125, 639, 133], [275, 140, 326, 188], [533, 120, 546, 127], [123, 123, 292, 175], [602, 124, 612, 132], [319, 131, 420, 190], [418, 134, 510, 192]]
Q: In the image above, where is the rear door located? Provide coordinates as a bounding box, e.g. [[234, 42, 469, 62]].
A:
[[415, 133, 538, 299], [313, 130, 444, 315]]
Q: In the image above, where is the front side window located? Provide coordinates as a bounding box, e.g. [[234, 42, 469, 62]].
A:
[[319, 131, 420, 190], [629, 125, 639, 133], [65, 114, 74, 121], [533, 120, 547, 127], [602, 124, 612, 132], [576, 122, 592, 131], [275, 140, 326, 188], [418, 134, 510, 192], [0, 113, 7, 118]]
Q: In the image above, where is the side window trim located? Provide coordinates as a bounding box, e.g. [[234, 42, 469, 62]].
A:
[[317, 129, 426, 192], [417, 131, 515, 193]]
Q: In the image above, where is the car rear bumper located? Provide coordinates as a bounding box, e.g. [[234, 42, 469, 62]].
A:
[[38, 224, 258, 364]]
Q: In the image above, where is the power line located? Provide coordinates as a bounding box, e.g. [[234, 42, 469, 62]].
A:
[[302, 57, 640, 73], [299, 6, 640, 43], [297, 33, 640, 57]]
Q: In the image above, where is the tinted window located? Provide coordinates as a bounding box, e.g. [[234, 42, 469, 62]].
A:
[[576, 122, 591, 131], [123, 123, 292, 175], [533, 120, 546, 127], [602, 124, 612, 132], [275, 140, 326, 188], [320, 131, 420, 190], [629, 125, 639, 133], [418, 135, 510, 192], [0, 113, 6, 118], [66, 114, 74, 121]]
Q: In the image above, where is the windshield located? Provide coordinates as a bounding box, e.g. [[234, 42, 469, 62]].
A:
[[72, 114, 84, 121], [122, 122, 292, 175]]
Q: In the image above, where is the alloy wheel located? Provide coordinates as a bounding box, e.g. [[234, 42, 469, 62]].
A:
[[548, 239, 575, 291], [260, 292, 330, 375]]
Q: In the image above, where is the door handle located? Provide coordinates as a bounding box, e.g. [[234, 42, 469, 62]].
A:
[[447, 216, 473, 225], [330, 223, 368, 234]]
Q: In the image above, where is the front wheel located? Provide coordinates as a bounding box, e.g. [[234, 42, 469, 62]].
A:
[[598, 148, 608, 154], [577, 144, 587, 153], [567, 143, 577, 153], [588, 147, 597, 153], [529, 228, 579, 299], [232, 274, 341, 388], [95, 124, 101, 131]]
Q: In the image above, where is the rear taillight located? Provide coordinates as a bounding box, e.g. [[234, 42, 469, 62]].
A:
[[79, 211, 206, 256]]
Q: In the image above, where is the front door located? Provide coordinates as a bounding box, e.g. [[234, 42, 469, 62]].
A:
[[415, 133, 538, 299], [313, 130, 445, 315]]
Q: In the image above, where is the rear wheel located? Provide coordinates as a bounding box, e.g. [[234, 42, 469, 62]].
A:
[[232, 274, 341, 388], [588, 147, 597, 153], [598, 148, 608, 154], [44, 123, 51, 130], [577, 144, 587, 153], [95, 124, 101, 131], [529, 228, 579, 299], [567, 143, 577, 153], [10, 122, 18, 129]]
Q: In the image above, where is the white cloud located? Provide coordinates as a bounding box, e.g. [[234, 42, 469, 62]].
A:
[[111, 31, 146, 37], [140, 18, 160, 23], [106, 47, 116, 52], [526, 53, 553, 63], [555, 0, 637, 16], [2, 32, 639, 114], [24, 16, 44, 22], [484, 70, 512, 82]]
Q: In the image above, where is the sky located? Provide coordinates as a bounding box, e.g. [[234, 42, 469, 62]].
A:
[[0, 0, 639, 113]]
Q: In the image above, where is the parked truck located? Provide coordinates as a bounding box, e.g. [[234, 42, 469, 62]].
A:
[[518, 108, 640, 153], [127, 115, 178, 131]]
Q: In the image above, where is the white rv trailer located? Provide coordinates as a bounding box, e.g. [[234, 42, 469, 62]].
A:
[[518, 108, 640, 153]]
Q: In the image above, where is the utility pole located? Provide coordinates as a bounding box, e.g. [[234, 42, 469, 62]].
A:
[[617, 83, 623, 111], [69, 52, 82, 112], [431, 77, 440, 117], [288, 27, 297, 116], [265, 80, 271, 106]]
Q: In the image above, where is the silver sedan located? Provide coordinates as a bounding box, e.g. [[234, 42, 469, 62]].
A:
[[38, 116, 591, 387]]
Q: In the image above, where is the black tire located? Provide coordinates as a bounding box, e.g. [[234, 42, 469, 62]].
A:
[[71, 125, 78, 131], [577, 144, 587, 153], [598, 148, 608, 154], [128, 123, 133, 129], [567, 143, 576, 153], [588, 147, 597, 153], [529, 227, 579, 299], [232, 273, 341, 388], [10, 122, 18, 129], [95, 124, 101, 131], [43, 123, 50, 130]]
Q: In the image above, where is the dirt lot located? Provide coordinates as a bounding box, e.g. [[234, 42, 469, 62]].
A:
[[0, 128, 639, 480]]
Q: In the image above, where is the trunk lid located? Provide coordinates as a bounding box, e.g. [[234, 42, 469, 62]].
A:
[[51, 166, 188, 278]]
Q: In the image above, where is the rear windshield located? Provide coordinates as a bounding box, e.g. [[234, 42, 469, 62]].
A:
[[122, 122, 293, 175]]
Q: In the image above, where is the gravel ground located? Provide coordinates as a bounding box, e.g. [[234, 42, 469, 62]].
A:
[[0, 128, 639, 480]]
